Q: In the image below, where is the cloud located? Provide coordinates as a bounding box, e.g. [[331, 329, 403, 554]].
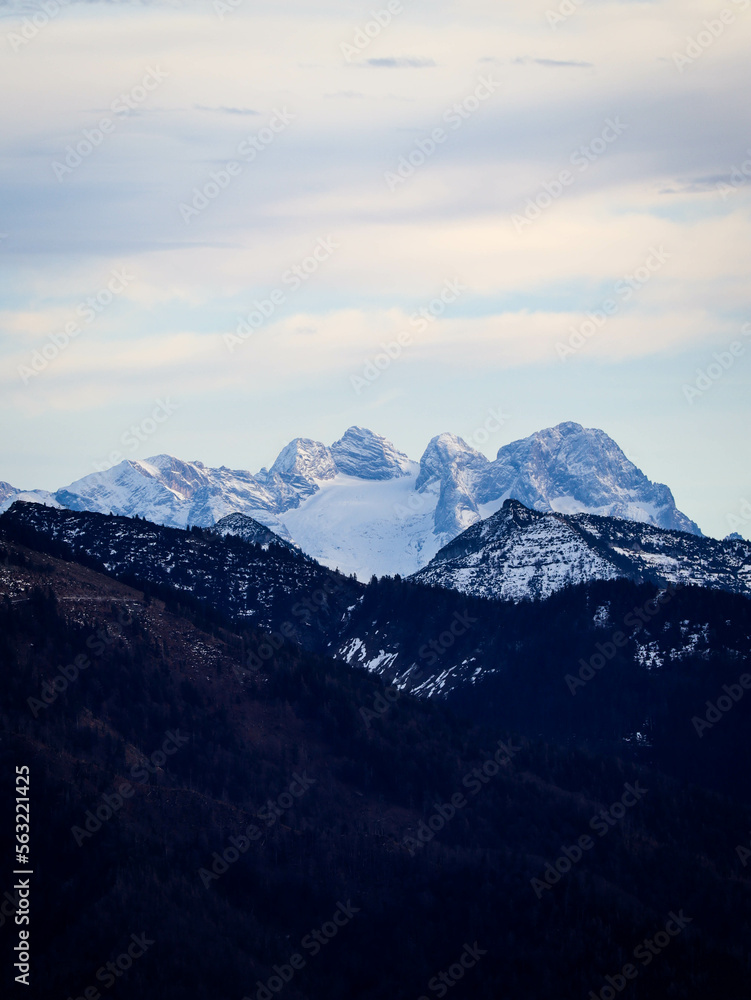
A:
[[193, 105, 261, 116], [658, 175, 744, 195], [363, 57, 437, 68], [514, 58, 594, 68], [1, 0, 750, 450]]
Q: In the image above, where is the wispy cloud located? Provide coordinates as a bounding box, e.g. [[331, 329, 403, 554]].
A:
[[193, 104, 261, 116], [658, 176, 733, 195], [363, 57, 436, 68], [513, 58, 593, 68]]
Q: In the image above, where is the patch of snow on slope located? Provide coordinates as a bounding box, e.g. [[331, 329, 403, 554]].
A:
[[279, 468, 443, 579]]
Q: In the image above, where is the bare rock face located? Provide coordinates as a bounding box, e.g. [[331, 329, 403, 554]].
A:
[[330, 426, 411, 480], [269, 438, 337, 482]]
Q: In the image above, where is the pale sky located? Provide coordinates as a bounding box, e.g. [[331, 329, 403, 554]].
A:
[[1, 0, 750, 538]]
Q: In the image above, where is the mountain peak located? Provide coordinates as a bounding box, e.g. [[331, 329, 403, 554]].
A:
[[414, 498, 748, 604], [213, 511, 296, 548], [330, 427, 411, 480], [489, 424, 701, 536], [136, 455, 210, 496], [499, 496, 540, 519], [269, 438, 337, 482], [551, 420, 584, 435], [416, 432, 487, 492]]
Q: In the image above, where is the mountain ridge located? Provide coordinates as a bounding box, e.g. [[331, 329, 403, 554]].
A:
[[412, 498, 750, 603], [0, 422, 705, 578]]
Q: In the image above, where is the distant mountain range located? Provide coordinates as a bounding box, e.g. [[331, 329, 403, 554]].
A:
[[0, 422, 704, 578]]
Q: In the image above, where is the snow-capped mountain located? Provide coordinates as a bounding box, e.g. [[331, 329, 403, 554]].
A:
[[5, 422, 703, 579], [53, 454, 297, 540], [0, 481, 60, 513], [330, 426, 412, 480], [266, 438, 338, 482], [262, 426, 410, 484], [412, 498, 751, 603], [418, 422, 700, 539]]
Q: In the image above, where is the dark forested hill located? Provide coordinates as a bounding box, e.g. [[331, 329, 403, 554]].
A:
[[0, 501, 362, 652], [0, 532, 750, 999], [3, 502, 751, 805], [333, 574, 751, 801]]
